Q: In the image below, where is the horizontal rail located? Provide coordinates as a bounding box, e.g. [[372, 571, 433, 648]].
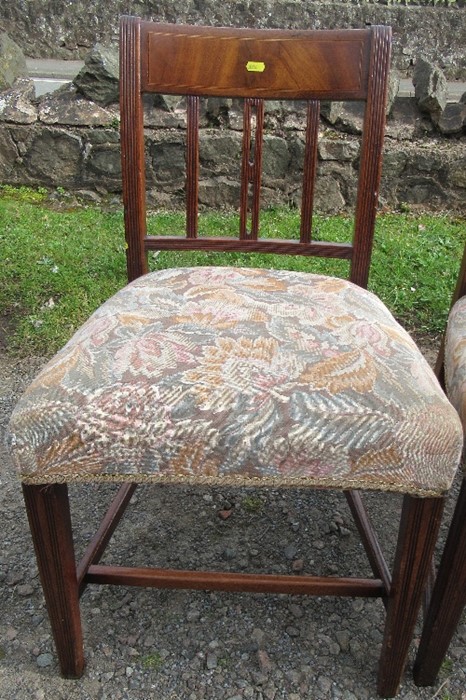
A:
[[144, 236, 353, 259], [85, 565, 384, 597]]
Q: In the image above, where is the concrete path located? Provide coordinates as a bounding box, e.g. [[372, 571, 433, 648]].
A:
[[25, 58, 84, 97], [398, 77, 465, 100]]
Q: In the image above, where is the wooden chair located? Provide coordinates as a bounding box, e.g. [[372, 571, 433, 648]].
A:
[[413, 243, 466, 687], [7, 17, 463, 697]]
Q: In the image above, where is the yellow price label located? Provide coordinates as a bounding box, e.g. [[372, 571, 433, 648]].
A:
[[246, 61, 266, 73]]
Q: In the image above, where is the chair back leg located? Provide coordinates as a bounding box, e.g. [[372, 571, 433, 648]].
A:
[[22, 483, 85, 678], [413, 478, 466, 686], [377, 495, 444, 697]]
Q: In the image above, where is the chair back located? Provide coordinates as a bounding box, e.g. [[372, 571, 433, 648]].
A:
[[120, 17, 391, 287]]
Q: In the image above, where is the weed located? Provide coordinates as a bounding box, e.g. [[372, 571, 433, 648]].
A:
[[242, 495, 265, 513], [441, 658, 454, 674], [140, 652, 164, 670], [217, 656, 231, 669]]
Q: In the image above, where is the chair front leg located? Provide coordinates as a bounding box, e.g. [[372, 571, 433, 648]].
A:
[[377, 494, 444, 698], [413, 478, 466, 686], [22, 483, 85, 678]]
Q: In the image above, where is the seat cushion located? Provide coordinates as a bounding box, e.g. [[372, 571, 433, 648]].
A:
[[446, 296, 466, 435], [8, 267, 462, 495]]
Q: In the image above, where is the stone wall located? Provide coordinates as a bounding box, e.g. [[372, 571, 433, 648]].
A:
[[1, 1, 466, 79], [1, 79, 465, 213]]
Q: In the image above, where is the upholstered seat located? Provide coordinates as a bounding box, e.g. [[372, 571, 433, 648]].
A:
[[444, 295, 466, 428], [9, 266, 461, 494]]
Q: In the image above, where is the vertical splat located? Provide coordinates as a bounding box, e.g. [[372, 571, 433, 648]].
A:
[[240, 98, 265, 240], [300, 100, 320, 244], [186, 95, 200, 238]]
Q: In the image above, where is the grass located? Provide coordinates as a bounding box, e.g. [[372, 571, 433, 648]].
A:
[[0, 191, 126, 354], [0, 186, 465, 356]]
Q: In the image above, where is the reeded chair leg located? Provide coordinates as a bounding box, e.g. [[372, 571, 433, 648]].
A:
[[413, 479, 466, 686], [22, 483, 85, 678], [377, 495, 444, 698]]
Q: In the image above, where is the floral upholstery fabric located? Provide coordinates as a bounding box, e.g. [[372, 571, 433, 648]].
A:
[[445, 297, 466, 455], [8, 266, 463, 495]]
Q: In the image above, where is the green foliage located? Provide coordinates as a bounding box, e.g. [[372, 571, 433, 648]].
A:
[[217, 656, 231, 669], [140, 652, 164, 670], [0, 185, 48, 204], [440, 657, 454, 674], [242, 495, 265, 513], [0, 189, 465, 356], [370, 214, 466, 333]]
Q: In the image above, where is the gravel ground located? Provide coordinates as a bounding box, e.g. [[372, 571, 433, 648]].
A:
[[1, 343, 465, 700]]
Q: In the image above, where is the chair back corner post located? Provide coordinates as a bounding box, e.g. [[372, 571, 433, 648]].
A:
[[350, 25, 392, 289], [120, 15, 148, 282]]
